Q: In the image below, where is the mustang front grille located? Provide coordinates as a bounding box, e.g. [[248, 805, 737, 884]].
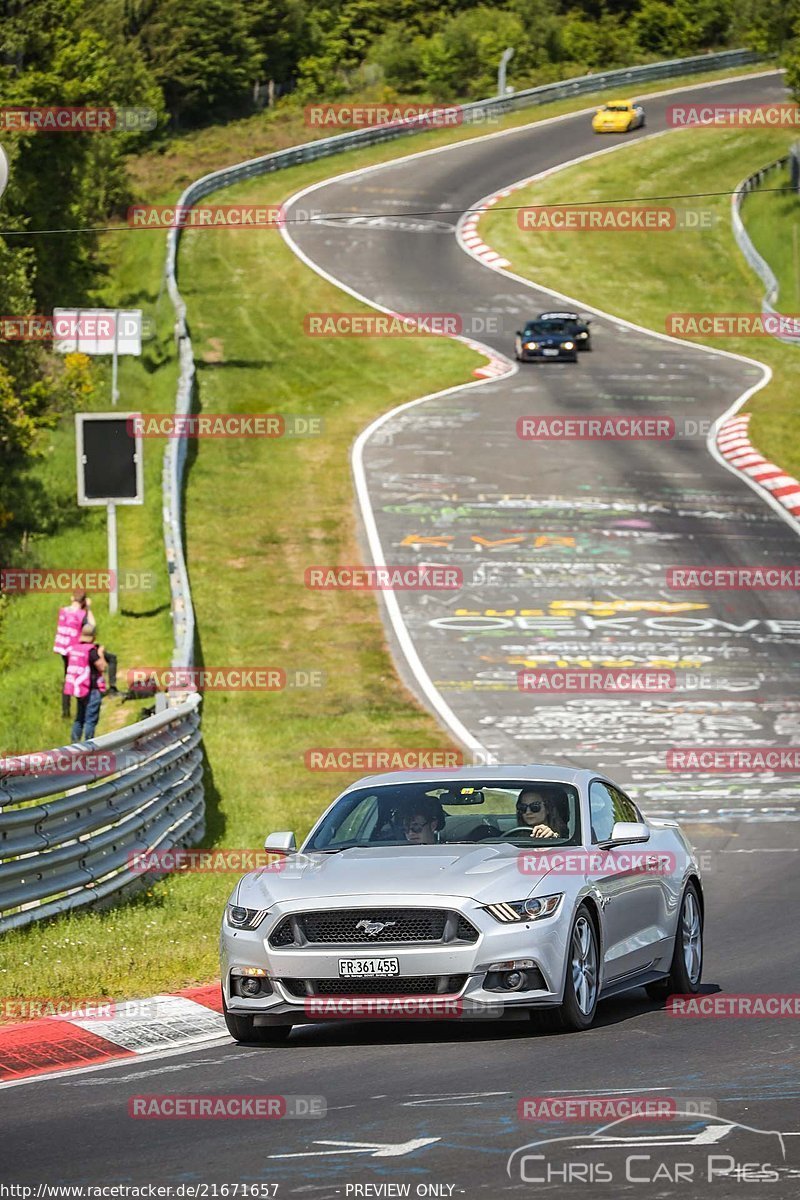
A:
[[268, 908, 479, 948], [280, 975, 468, 997]]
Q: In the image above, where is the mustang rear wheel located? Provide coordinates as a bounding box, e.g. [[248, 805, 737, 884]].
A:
[[529, 903, 599, 1033], [646, 881, 703, 1001]]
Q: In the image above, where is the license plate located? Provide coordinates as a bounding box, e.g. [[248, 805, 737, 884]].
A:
[[339, 958, 399, 977], [542, 349, 559, 357]]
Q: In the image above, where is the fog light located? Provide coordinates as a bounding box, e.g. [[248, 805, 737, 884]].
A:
[[484, 960, 546, 993], [240, 977, 262, 997]]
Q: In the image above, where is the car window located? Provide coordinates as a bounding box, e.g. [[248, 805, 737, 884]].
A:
[[306, 780, 582, 849], [524, 320, 568, 335], [608, 786, 641, 824], [589, 781, 617, 842], [590, 780, 641, 842], [319, 793, 380, 846]]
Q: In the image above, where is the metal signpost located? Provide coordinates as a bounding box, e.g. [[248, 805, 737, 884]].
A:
[[75, 413, 144, 615]]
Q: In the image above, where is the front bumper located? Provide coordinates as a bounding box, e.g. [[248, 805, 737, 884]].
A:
[[220, 894, 569, 1023], [519, 347, 577, 362]]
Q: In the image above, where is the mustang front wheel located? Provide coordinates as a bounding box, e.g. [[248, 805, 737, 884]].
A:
[[530, 903, 599, 1032], [223, 997, 292, 1045]]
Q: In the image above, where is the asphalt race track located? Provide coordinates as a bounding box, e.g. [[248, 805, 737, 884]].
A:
[[3, 71, 799, 1199]]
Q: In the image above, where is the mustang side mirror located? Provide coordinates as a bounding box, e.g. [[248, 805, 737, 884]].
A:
[[609, 821, 649, 845], [264, 831, 296, 852]]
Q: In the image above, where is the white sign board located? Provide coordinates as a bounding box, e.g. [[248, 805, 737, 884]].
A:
[[53, 308, 142, 356]]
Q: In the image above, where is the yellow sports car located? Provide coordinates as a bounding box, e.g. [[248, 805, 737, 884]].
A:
[[592, 99, 645, 133]]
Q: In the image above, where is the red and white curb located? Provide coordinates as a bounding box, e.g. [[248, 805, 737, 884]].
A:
[[716, 413, 800, 518], [459, 199, 512, 378], [0, 984, 226, 1084], [463, 335, 509, 379], [460, 193, 511, 271]]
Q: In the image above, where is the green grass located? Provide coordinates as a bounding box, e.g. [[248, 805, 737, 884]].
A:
[[480, 125, 800, 483], [0, 63, 774, 1005], [741, 160, 800, 312]]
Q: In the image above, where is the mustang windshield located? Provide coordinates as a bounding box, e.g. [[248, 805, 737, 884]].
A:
[[305, 780, 582, 850]]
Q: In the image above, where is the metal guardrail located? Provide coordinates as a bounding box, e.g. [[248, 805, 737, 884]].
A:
[[162, 50, 764, 661], [0, 695, 204, 932], [732, 155, 800, 343]]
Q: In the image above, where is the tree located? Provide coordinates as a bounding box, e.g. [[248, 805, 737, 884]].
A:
[[136, 0, 260, 126]]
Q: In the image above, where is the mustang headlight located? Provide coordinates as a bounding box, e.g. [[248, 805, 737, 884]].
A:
[[483, 894, 563, 923], [562, 341, 575, 350], [227, 904, 269, 930]]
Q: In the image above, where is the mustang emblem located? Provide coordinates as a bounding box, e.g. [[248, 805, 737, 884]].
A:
[[356, 919, 396, 936]]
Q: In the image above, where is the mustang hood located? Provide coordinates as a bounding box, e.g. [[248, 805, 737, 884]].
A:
[[237, 844, 556, 907]]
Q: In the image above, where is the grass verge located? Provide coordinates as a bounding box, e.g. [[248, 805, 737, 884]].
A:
[[740, 159, 800, 312], [480, 125, 800, 482]]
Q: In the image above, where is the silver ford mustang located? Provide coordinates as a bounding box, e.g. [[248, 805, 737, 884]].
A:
[[219, 766, 704, 1043]]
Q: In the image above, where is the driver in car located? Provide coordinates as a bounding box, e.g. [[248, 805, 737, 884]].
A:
[[516, 789, 567, 839]]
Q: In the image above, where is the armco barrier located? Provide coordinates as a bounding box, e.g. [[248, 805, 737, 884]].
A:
[[0, 694, 203, 932], [732, 155, 800, 344]]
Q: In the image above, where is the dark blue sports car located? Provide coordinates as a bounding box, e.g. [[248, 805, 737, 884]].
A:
[[514, 318, 579, 363]]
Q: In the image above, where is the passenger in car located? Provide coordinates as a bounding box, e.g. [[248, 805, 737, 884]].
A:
[[401, 799, 446, 845], [516, 789, 568, 839]]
